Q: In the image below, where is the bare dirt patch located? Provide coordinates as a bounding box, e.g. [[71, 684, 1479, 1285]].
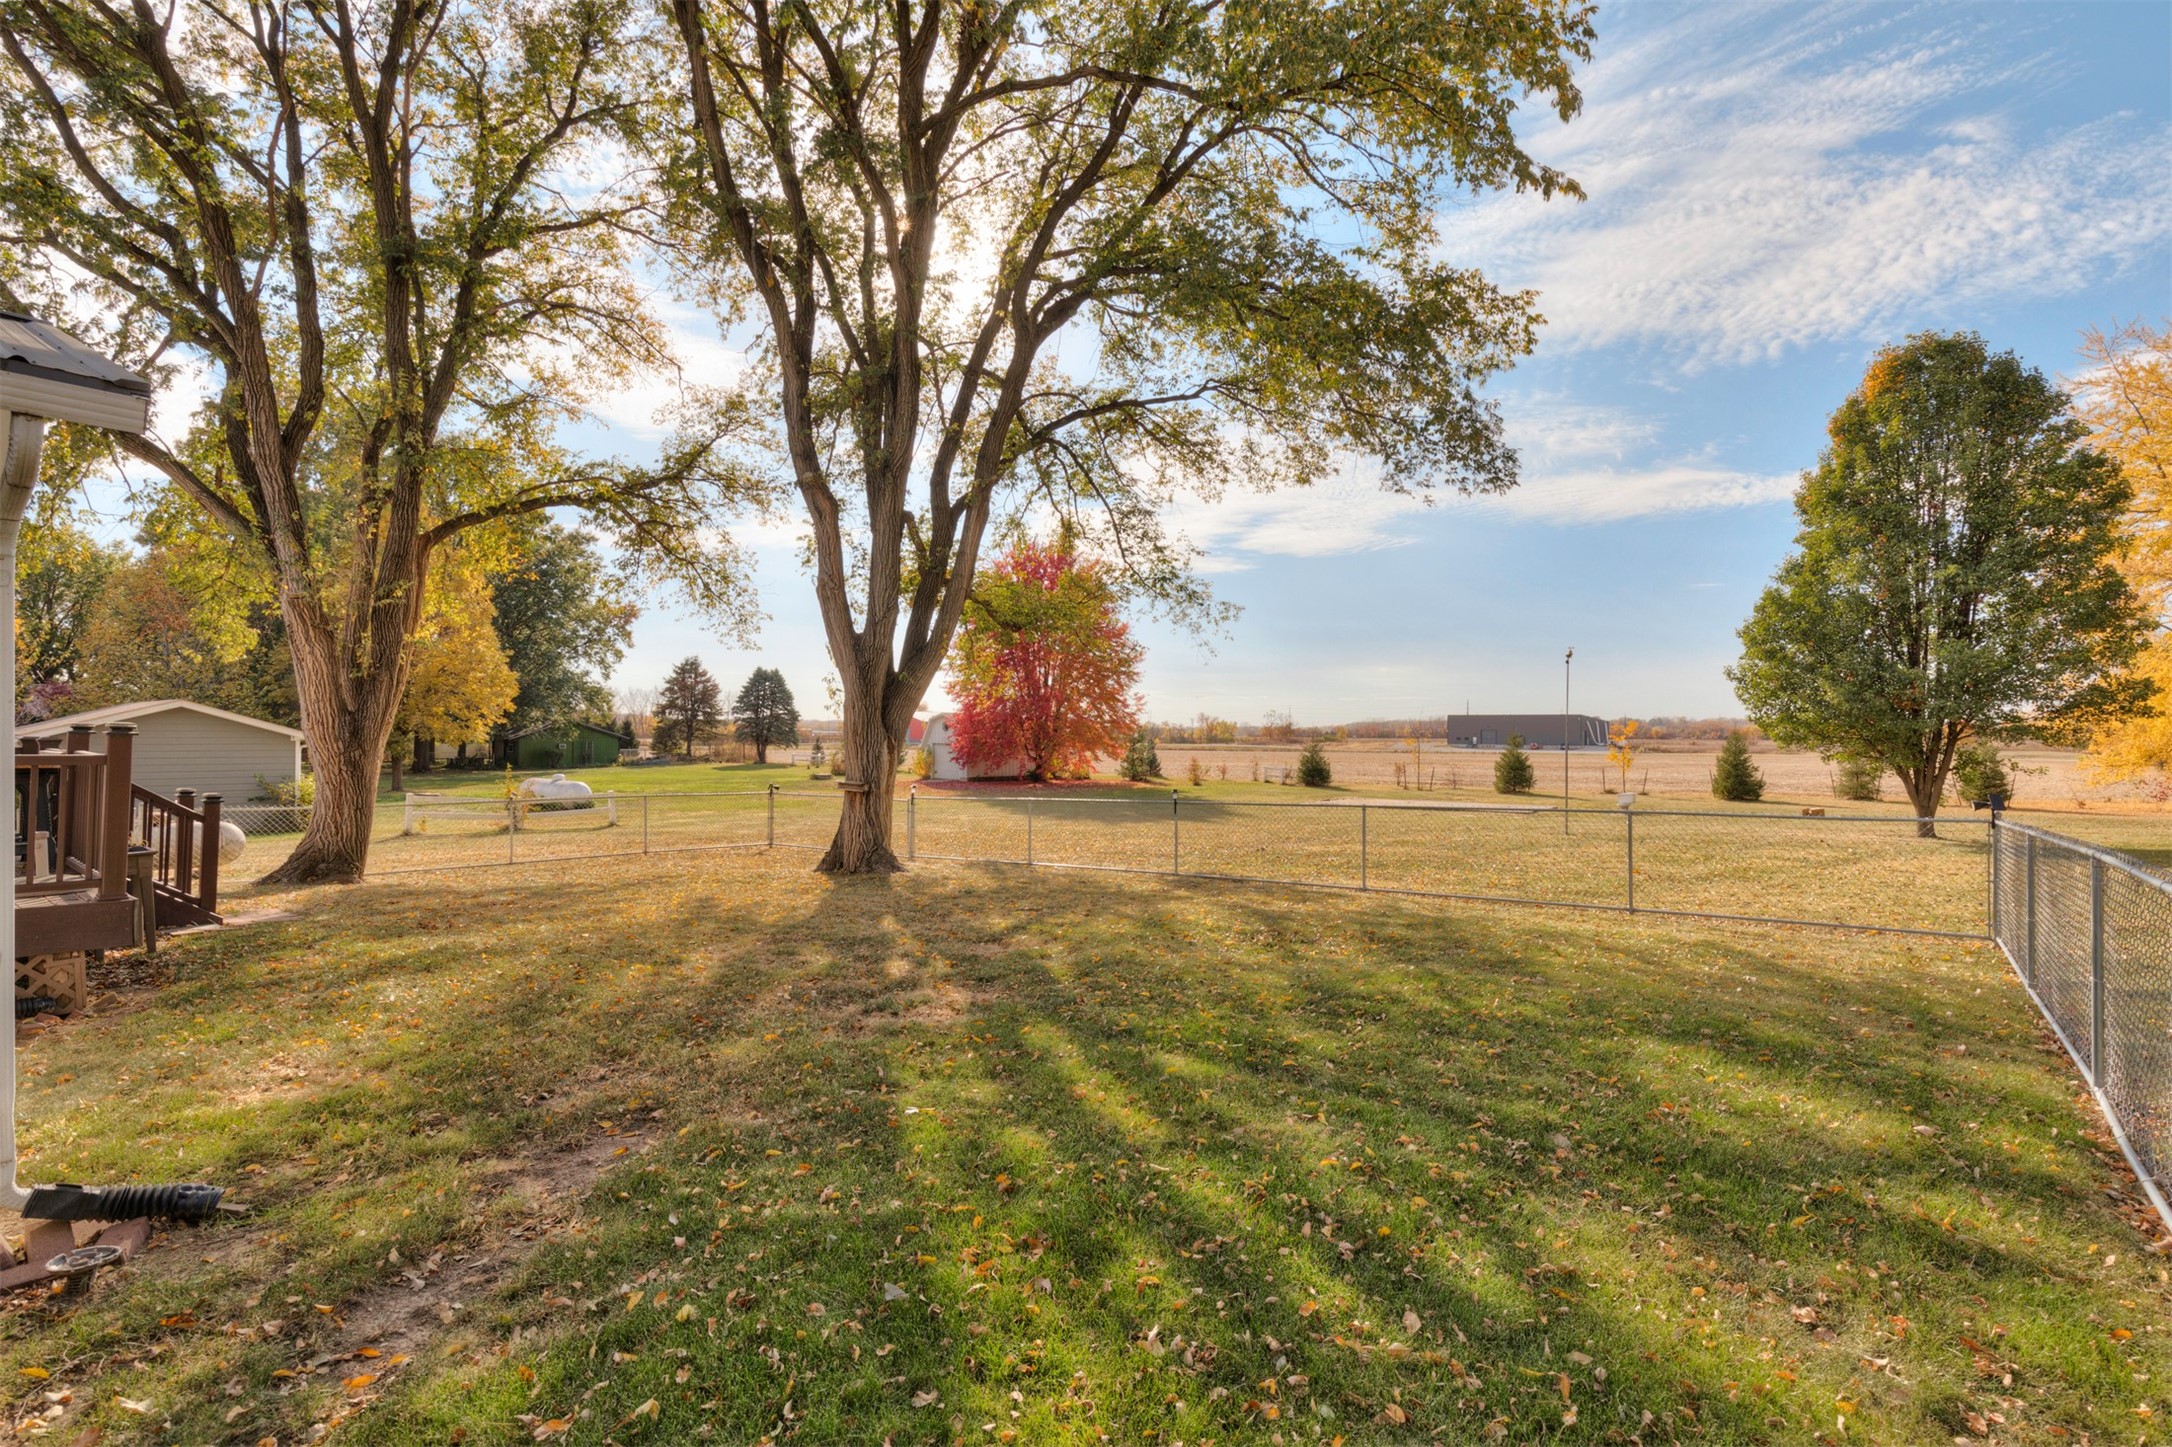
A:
[[326, 1127, 655, 1370]]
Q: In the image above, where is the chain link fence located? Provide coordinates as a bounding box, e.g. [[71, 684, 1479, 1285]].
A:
[[219, 789, 2169, 1228], [905, 793, 1991, 936], [225, 790, 1992, 934], [1992, 823, 2172, 1228]]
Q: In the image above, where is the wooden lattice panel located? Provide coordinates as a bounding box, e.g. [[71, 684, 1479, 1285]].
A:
[[16, 952, 86, 1015]]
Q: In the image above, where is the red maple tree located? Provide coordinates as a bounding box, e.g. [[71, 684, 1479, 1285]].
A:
[[945, 540, 1142, 780]]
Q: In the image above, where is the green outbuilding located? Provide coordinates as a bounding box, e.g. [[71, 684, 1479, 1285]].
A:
[[497, 721, 627, 771]]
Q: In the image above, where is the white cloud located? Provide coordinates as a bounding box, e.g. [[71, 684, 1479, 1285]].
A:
[[1165, 474, 1431, 570], [1458, 3, 2172, 364], [1463, 393, 1793, 523], [1468, 463, 1795, 523]]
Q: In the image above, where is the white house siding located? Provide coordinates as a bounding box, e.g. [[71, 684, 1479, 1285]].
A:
[[22, 707, 301, 802]]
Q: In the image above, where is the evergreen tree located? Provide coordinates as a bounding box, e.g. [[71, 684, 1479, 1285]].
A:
[[1297, 739, 1332, 787], [1712, 731, 1765, 802], [731, 668, 800, 763], [1834, 756, 1883, 802], [653, 658, 723, 760], [1494, 735, 1536, 794], [1952, 741, 2015, 806], [1119, 729, 1162, 782]]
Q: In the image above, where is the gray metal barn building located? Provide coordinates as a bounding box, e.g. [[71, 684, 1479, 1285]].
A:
[[1443, 713, 1608, 749]]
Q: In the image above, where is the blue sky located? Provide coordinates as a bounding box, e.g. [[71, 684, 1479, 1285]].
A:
[[562, 2, 2171, 723]]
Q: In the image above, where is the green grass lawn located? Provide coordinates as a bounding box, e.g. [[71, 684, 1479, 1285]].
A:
[[5, 851, 2167, 1444]]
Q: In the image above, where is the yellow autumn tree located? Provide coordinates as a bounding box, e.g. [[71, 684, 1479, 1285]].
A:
[[1606, 718, 1643, 792], [2079, 321, 2172, 780], [389, 557, 519, 790]]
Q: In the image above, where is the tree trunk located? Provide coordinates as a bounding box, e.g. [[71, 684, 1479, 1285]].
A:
[[413, 733, 432, 774], [268, 718, 389, 883], [1898, 768, 1942, 839], [817, 691, 902, 873], [261, 609, 410, 884], [388, 748, 404, 794], [754, 739, 768, 764]]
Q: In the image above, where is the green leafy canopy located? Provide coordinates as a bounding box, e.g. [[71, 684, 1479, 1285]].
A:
[[1729, 332, 2152, 821]]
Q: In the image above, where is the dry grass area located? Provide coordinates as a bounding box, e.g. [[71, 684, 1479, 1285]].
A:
[[0, 850, 2166, 1445], [1155, 742, 2159, 813]]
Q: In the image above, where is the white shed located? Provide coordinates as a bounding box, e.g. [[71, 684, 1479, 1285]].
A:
[[920, 713, 1023, 782], [15, 700, 305, 803]]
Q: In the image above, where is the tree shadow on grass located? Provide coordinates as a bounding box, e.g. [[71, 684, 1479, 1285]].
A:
[[26, 855, 2167, 1446], [340, 861, 2166, 1445]]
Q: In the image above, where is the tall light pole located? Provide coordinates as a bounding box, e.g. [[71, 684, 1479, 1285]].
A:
[[1563, 648, 1574, 830]]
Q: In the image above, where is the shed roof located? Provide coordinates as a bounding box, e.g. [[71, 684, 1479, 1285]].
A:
[[14, 698, 306, 744], [505, 720, 630, 741]]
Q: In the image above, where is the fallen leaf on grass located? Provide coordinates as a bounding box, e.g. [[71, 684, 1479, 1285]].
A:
[[911, 1389, 940, 1408]]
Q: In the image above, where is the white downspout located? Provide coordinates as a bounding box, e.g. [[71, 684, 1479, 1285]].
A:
[[0, 409, 47, 1212]]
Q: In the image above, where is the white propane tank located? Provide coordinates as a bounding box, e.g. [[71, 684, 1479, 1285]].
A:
[[518, 773, 595, 801]]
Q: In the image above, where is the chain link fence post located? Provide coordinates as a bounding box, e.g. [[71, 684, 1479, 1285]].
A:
[[507, 797, 517, 864], [2089, 856, 2105, 1085], [907, 786, 916, 861], [2025, 833, 2038, 986], [767, 784, 776, 848], [1171, 789, 1180, 876], [1026, 796, 1035, 866], [1359, 804, 1368, 891], [1987, 816, 2000, 939], [1625, 809, 1635, 913], [641, 794, 650, 855]]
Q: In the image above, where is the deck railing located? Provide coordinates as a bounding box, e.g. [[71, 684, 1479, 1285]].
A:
[[128, 784, 222, 927], [15, 723, 133, 903]]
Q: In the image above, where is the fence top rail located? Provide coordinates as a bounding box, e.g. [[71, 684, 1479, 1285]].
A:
[[399, 789, 779, 804], [902, 791, 1986, 826], [1994, 819, 2172, 894]]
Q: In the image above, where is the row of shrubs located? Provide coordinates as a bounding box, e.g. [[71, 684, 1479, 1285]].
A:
[[1125, 729, 2020, 807], [1125, 731, 1336, 787]]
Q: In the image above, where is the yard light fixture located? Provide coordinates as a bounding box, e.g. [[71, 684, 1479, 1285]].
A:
[[1, 313, 223, 1223]]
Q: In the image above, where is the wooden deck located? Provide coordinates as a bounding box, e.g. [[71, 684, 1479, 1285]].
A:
[[15, 722, 223, 962]]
